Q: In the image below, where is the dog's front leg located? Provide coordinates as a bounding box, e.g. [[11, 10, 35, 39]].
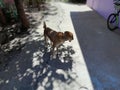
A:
[[50, 44, 57, 59], [52, 45, 55, 55], [56, 46, 59, 55]]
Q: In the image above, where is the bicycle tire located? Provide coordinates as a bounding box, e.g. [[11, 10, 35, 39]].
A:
[[107, 13, 118, 31]]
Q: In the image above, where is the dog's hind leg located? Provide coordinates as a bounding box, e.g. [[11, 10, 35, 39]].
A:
[[44, 35, 49, 52], [44, 35, 48, 46]]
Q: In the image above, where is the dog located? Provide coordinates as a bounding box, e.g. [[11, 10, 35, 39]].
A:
[[43, 22, 73, 56]]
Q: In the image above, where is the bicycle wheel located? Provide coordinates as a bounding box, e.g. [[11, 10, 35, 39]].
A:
[[107, 13, 118, 31]]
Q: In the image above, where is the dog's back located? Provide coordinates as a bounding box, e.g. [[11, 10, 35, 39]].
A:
[[43, 22, 57, 41]]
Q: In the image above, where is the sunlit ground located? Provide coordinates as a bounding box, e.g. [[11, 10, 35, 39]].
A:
[[36, 2, 94, 90], [0, 2, 96, 90]]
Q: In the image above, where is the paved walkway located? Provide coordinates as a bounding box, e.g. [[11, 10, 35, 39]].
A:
[[65, 2, 120, 90], [0, 2, 93, 90], [0, 1, 120, 90]]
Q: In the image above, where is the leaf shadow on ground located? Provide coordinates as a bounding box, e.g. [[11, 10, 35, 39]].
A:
[[0, 27, 76, 90], [0, 3, 78, 90]]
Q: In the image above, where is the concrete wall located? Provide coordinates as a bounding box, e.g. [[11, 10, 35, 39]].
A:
[[87, 0, 114, 19]]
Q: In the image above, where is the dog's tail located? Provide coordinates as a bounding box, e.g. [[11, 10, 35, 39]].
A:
[[43, 21, 46, 29]]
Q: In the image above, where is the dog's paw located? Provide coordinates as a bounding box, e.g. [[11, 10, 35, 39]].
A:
[[53, 54, 56, 59], [50, 54, 56, 60]]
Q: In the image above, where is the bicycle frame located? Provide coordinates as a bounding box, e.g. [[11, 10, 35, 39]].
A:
[[114, 1, 120, 27], [115, 11, 119, 27], [107, 1, 120, 31]]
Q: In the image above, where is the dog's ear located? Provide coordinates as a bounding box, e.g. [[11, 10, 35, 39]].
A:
[[64, 31, 70, 37], [64, 31, 74, 40], [64, 31, 68, 33], [43, 22, 46, 29]]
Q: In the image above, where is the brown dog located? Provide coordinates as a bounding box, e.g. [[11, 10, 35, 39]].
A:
[[43, 22, 73, 55]]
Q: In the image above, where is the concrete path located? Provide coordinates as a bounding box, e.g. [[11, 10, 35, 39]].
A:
[[0, 2, 93, 90], [66, 2, 120, 90], [0, 1, 120, 90]]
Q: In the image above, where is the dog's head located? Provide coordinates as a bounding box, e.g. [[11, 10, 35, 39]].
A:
[[64, 31, 73, 42]]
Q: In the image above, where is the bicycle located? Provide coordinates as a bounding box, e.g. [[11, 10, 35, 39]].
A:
[[107, 0, 120, 31]]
